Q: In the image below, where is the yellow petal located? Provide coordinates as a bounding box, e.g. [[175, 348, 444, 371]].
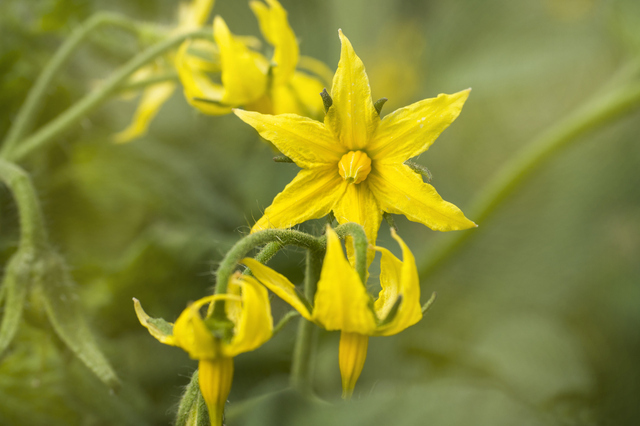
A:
[[224, 274, 273, 357], [176, 40, 232, 115], [177, 0, 215, 31], [113, 81, 176, 143], [332, 181, 382, 266], [133, 298, 177, 346], [297, 55, 334, 87], [313, 227, 377, 334], [198, 357, 233, 426], [368, 89, 471, 163], [373, 229, 422, 336], [369, 163, 476, 231], [324, 30, 378, 151], [240, 258, 313, 321], [251, 167, 348, 233], [339, 331, 369, 400], [173, 295, 235, 359], [287, 71, 326, 118], [214, 16, 268, 106], [250, 0, 298, 86], [233, 109, 342, 167]]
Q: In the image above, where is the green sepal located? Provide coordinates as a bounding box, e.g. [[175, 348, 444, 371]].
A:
[[374, 97, 388, 115], [383, 212, 398, 231], [377, 295, 403, 327], [422, 292, 437, 314], [273, 155, 294, 163], [405, 160, 433, 182], [176, 370, 210, 426], [320, 88, 333, 113]]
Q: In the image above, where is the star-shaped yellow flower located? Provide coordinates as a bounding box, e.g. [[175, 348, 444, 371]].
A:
[[177, 0, 330, 118], [133, 272, 272, 426], [114, 0, 215, 143], [234, 30, 476, 255], [242, 226, 431, 398]]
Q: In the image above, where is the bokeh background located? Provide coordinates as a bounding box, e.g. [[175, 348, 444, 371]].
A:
[[1, 0, 640, 424]]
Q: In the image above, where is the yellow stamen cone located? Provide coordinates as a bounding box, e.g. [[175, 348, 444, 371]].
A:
[[338, 150, 372, 184], [198, 357, 234, 426], [339, 331, 369, 399]]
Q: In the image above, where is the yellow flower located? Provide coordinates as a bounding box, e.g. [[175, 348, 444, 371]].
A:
[[242, 226, 431, 399], [114, 0, 215, 143], [133, 272, 272, 426], [234, 30, 476, 260], [177, 0, 330, 118]]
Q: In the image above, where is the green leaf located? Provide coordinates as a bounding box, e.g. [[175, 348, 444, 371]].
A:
[[36, 251, 120, 389]]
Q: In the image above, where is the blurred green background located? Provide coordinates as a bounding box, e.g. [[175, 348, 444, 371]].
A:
[[1, 0, 640, 424]]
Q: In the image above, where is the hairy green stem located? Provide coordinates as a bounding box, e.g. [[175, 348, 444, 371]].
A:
[[3, 28, 211, 162], [0, 159, 48, 250], [331, 223, 368, 284], [290, 250, 322, 394], [1, 12, 146, 156], [116, 72, 179, 93], [418, 82, 640, 278]]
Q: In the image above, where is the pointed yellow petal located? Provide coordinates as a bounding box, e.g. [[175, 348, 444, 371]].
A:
[[250, 0, 298, 86], [313, 227, 376, 333], [176, 40, 232, 115], [373, 229, 422, 336], [324, 30, 378, 151], [240, 258, 313, 321], [113, 81, 176, 143], [368, 89, 471, 163], [339, 331, 369, 399], [173, 295, 235, 359], [369, 164, 476, 231], [198, 357, 233, 426], [224, 275, 273, 356], [233, 109, 342, 167], [133, 298, 177, 346], [251, 167, 348, 233], [214, 16, 268, 106], [332, 181, 382, 265]]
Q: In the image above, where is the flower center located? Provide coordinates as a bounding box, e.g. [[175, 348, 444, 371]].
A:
[[338, 151, 372, 184]]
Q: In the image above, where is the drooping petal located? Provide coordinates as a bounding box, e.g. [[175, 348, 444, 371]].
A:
[[214, 16, 268, 106], [368, 89, 470, 163], [297, 55, 334, 87], [198, 357, 233, 426], [251, 167, 347, 233], [373, 229, 422, 336], [332, 181, 382, 265], [369, 163, 476, 231], [250, 0, 298, 86], [173, 295, 237, 359], [313, 227, 377, 334], [224, 274, 273, 357], [339, 331, 369, 400], [176, 41, 232, 115], [133, 298, 176, 346], [324, 30, 378, 151], [113, 81, 176, 143], [234, 110, 342, 167], [240, 258, 313, 321]]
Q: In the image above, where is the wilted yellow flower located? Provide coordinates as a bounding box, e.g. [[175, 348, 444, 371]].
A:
[[114, 0, 215, 143], [133, 272, 272, 426], [234, 30, 475, 258], [177, 0, 329, 118], [243, 226, 429, 399]]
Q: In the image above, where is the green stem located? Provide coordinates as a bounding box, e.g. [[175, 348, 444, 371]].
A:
[[0, 159, 48, 250], [418, 82, 640, 278], [3, 28, 211, 162], [1, 12, 146, 156], [290, 250, 322, 394], [116, 72, 179, 93]]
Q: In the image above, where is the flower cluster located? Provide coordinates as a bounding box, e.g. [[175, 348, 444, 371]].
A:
[[133, 1, 474, 424]]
